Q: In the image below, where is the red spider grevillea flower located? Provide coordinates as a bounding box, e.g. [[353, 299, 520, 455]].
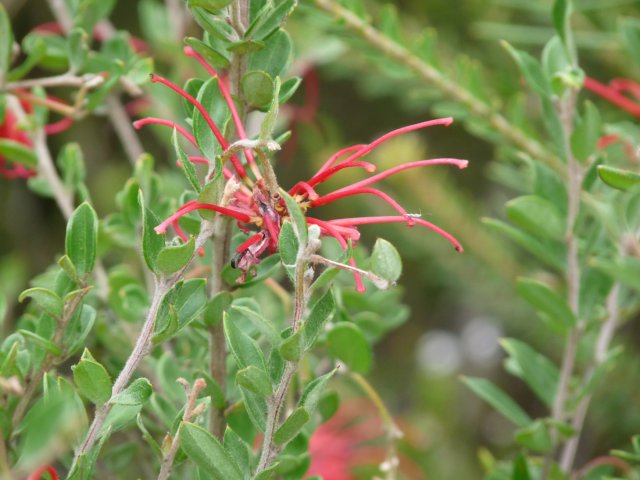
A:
[[135, 47, 468, 291], [27, 465, 59, 480]]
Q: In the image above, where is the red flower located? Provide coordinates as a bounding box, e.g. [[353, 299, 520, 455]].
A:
[[27, 465, 59, 480], [307, 401, 386, 479], [0, 105, 36, 180], [135, 48, 468, 290], [1, 93, 74, 180]]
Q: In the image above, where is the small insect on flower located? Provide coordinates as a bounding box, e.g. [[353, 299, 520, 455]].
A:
[[134, 47, 468, 291]]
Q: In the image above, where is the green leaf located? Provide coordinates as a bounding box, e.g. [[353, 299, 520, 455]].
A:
[[248, 29, 293, 78], [193, 77, 230, 160], [501, 339, 559, 408], [57, 143, 86, 190], [172, 128, 201, 193], [204, 291, 233, 327], [515, 420, 552, 453], [224, 312, 267, 370], [224, 427, 250, 477], [197, 158, 224, 220], [302, 289, 335, 349], [482, 218, 564, 271], [136, 413, 163, 459], [279, 330, 302, 362], [591, 257, 640, 291], [66, 202, 98, 278], [511, 452, 532, 480], [371, 238, 402, 284], [462, 377, 532, 427], [191, 9, 234, 42], [241, 388, 268, 432], [227, 39, 265, 54], [506, 195, 565, 242], [19, 287, 63, 318], [187, 0, 233, 10], [516, 278, 576, 331], [73, 0, 116, 32], [279, 188, 307, 248], [236, 366, 273, 397], [18, 329, 62, 356], [0, 5, 13, 79], [620, 17, 640, 66], [156, 236, 195, 275], [0, 139, 37, 169], [155, 278, 208, 335], [241, 70, 274, 109], [72, 351, 112, 405], [597, 165, 640, 191], [300, 369, 337, 415], [279, 76, 302, 104], [278, 220, 298, 280], [552, 0, 571, 45], [179, 421, 243, 480], [260, 76, 281, 141], [184, 36, 230, 70], [502, 41, 551, 97], [245, 0, 298, 41], [274, 407, 309, 446], [67, 28, 89, 71], [231, 304, 280, 345], [327, 323, 372, 373], [139, 191, 165, 272], [111, 378, 152, 406], [571, 101, 600, 162]]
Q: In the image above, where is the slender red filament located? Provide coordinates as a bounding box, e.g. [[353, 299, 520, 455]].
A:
[[329, 158, 468, 195], [311, 187, 414, 224], [134, 118, 197, 146], [149, 74, 248, 178], [156, 202, 252, 234], [329, 216, 463, 252], [184, 47, 262, 179], [236, 233, 264, 253], [314, 144, 368, 179], [341, 118, 454, 164], [306, 217, 365, 292], [584, 77, 640, 118]]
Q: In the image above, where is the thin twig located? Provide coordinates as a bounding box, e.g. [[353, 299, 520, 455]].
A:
[[73, 221, 216, 462], [157, 378, 207, 480], [255, 233, 317, 475], [8, 96, 75, 219], [543, 86, 582, 479], [559, 282, 621, 470], [105, 94, 145, 165], [312, 0, 563, 174]]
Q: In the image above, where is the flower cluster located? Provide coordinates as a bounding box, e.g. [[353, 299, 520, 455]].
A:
[[1, 94, 73, 180], [135, 47, 468, 290]]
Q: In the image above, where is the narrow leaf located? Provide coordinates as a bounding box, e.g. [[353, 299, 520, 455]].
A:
[[180, 421, 243, 480], [66, 202, 98, 277], [462, 376, 532, 427], [273, 407, 309, 446]]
